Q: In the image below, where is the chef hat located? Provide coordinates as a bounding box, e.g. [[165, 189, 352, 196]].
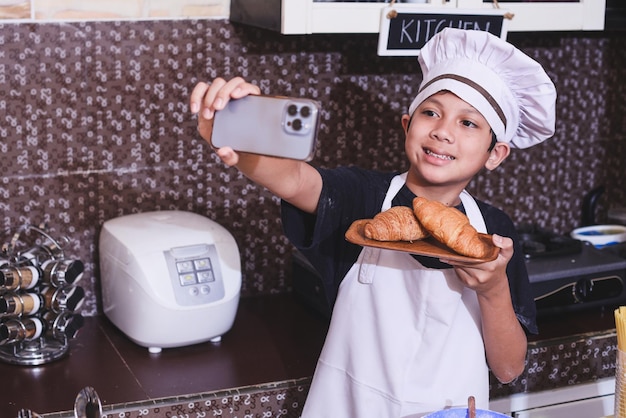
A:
[[408, 28, 557, 149]]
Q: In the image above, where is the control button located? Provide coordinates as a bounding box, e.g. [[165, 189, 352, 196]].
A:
[[179, 273, 197, 286], [200, 286, 211, 295], [188, 287, 199, 296], [197, 270, 215, 283], [194, 258, 212, 270], [573, 279, 594, 303], [176, 261, 194, 273]]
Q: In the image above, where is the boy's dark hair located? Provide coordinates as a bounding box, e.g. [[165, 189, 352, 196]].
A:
[[488, 131, 497, 152]]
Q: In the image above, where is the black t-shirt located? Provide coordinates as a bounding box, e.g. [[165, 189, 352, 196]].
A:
[[281, 166, 538, 334]]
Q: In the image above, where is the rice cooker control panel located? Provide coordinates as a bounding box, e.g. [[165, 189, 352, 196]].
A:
[[163, 244, 225, 306]]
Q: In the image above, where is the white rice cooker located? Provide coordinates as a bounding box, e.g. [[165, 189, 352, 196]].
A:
[[99, 211, 241, 353]]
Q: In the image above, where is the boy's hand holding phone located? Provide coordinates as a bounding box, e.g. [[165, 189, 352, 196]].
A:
[[190, 78, 320, 162]]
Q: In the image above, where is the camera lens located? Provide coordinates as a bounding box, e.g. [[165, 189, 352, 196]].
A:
[[300, 106, 311, 118], [287, 104, 298, 116], [292, 119, 303, 131]]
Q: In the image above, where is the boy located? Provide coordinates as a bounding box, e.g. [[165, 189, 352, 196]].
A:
[[190, 28, 556, 417]]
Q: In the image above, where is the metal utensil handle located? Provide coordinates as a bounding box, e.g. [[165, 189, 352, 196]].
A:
[[74, 387, 102, 418], [17, 409, 41, 418]]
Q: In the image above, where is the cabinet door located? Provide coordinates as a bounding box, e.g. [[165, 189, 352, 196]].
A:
[[230, 0, 606, 34], [470, 0, 607, 31]]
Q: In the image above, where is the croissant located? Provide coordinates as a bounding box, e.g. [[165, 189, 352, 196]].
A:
[[412, 197, 492, 258], [364, 206, 429, 242]]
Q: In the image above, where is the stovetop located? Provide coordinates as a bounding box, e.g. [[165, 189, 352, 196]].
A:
[[517, 225, 583, 259], [525, 241, 626, 284], [517, 225, 626, 316]]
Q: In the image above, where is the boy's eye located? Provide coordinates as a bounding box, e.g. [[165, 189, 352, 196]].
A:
[[422, 109, 437, 117], [461, 120, 477, 128]]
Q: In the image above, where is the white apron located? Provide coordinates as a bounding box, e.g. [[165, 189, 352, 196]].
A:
[[301, 173, 490, 418]]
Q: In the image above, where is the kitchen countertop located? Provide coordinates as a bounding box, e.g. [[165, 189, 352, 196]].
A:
[[1, 294, 328, 417], [528, 306, 617, 345], [0, 293, 620, 417]]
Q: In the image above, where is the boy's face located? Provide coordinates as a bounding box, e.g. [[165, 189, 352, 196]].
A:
[[402, 91, 509, 192]]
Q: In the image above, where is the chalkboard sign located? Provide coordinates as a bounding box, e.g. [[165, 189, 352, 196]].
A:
[[378, 7, 509, 57]]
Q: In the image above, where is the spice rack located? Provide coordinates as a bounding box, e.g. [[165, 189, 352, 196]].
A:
[[0, 224, 85, 366]]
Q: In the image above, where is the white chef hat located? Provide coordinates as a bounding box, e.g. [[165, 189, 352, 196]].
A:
[[408, 28, 557, 149]]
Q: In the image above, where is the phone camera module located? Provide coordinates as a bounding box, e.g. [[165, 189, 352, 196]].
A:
[[283, 101, 316, 136], [287, 104, 299, 116]]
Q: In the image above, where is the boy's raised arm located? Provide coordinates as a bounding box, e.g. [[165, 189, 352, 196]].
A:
[[190, 77, 322, 214]]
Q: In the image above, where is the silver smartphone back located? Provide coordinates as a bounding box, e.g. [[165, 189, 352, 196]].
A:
[[210, 95, 321, 161]]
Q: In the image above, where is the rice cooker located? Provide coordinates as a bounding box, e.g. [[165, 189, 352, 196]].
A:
[[99, 211, 241, 353]]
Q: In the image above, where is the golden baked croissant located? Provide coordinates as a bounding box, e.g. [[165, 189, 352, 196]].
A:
[[412, 197, 492, 258], [364, 206, 429, 242]]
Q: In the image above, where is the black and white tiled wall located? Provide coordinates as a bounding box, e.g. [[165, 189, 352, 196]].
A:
[[0, 21, 624, 316]]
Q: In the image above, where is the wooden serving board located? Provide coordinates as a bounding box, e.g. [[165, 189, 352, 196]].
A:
[[345, 219, 499, 263]]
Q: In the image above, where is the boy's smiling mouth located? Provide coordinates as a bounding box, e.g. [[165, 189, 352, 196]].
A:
[[425, 148, 455, 161]]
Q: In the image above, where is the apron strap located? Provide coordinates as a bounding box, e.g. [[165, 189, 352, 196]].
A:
[[381, 172, 408, 211], [358, 173, 407, 284], [459, 190, 487, 233]]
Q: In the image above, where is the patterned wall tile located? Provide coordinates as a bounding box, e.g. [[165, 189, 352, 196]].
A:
[[42, 378, 312, 418], [490, 332, 617, 398], [0, 21, 625, 318]]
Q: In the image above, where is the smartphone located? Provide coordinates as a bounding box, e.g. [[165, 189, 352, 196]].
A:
[[210, 94, 321, 161]]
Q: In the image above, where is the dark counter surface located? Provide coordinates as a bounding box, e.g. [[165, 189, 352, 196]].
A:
[[529, 305, 618, 345], [1, 294, 328, 417], [0, 294, 619, 417]]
